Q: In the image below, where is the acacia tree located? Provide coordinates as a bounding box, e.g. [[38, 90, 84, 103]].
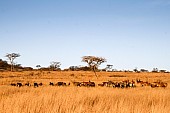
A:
[[133, 67, 138, 72], [36, 65, 41, 70], [82, 56, 106, 77], [5, 53, 20, 71], [106, 64, 113, 72], [49, 61, 61, 71]]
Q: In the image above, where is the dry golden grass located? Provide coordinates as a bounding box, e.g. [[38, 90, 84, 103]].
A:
[[0, 71, 170, 113], [1, 86, 170, 113], [1, 71, 170, 85]]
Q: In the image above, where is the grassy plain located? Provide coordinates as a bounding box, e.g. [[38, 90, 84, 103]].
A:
[[0, 71, 170, 113]]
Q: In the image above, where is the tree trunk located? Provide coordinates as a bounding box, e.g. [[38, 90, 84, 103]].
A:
[[11, 64, 13, 72], [92, 66, 98, 78], [10, 61, 13, 72], [11, 60, 14, 72]]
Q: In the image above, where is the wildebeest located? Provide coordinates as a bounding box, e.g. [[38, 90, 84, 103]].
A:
[[34, 83, 39, 87], [151, 83, 158, 88], [39, 83, 43, 86], [17, 83, 22, 87], [68, 82, 70, 86], [98, 81, 116, 87], [81, 81, 95, 87], [56, 82, 66, 86], [106, 81, 115, 87], [98, 83, 104, 87], [151, 81, 168, 88], [11, 83, 16, 86], [72, 82, 81, 87], [88, 81, 95, 87], [49, 82, 54, 86], [25, 83, 31, 86], [159, 82, 168, 88], [80, 82, 89, 87]]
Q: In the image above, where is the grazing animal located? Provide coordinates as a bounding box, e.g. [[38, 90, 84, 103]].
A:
[[88, 81, 95, 87], [68, 82, 70, 86], [136, 79, 142, 83], [154, 82, 168, 88], [56, 82, 66, 86], [151, 83, 158, 88], [17, 83, 22, 87], [115, 82, 121, 88], [102, 82, 109, 87], [25, 83, 31, 86], [39, 83, 43, 86], [81, 82, 89, 87], [72, 82, 81, 87], [98, 83, 104, 87], [11, 83, 16, 86], [81, 81, 95, 87], [107, 81, 115, 87], [34, 83, 39, 87], [98, 80, 136, 88], [160, 82, 168, 88], [49, 82, 54, 86], [128, 82, 136, 88]]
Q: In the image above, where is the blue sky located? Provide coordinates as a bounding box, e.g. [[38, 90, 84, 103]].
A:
[[0, 0, 170, 71]]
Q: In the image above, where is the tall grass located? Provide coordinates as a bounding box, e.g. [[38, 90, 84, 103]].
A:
[[1, 71, 170, 113], [1, 86, 170, 113]]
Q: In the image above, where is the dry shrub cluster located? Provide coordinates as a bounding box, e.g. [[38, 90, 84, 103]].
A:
[[1, 86, 170, 113]]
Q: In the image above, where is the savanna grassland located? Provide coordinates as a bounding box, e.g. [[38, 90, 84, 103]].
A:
[[0, 71, 170, 113]]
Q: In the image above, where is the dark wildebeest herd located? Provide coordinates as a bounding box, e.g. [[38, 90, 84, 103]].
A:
[[11, 82, 43, 87], [10, 79, 168, 88], [10, 82, 68, 88], [98, 79, 168, 88]]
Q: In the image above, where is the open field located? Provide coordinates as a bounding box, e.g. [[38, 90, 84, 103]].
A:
[[1, 71, 170, 85], [1, 71, 170, 113]]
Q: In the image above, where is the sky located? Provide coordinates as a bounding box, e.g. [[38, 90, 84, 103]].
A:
[[0, 0, 170, 71]]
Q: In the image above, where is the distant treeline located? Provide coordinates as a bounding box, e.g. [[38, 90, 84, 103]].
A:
[[0, 59, 10, 70], [0, 59, 91, 72], [0, 59, 33, 71], [0, 59, 169, 73]]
